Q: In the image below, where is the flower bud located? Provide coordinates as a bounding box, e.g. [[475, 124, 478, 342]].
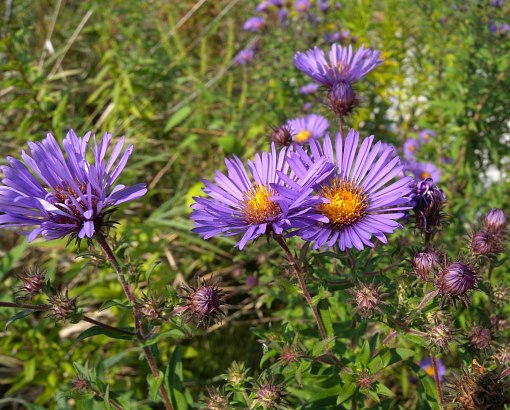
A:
[[435, 261, 477, 306], [468, 326, 491, 350], [16, 267, 46, 299], [225, 361, 249, 388], [409, 178, 447, 238], [181, 280, 226, 328], [270, 125, 293, 147], [470, 230, 504, 256], [48, 289, 77, 321], [327, 80, 356, 117], [412, 249, 440, 280], [483, 208, 506, 234]]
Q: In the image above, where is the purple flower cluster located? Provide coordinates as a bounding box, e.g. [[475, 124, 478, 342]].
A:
[[401, 129, 441, 182], [243, 16, 266, 32], [191, 130, 412, 251], [0, 131, 147, 242]]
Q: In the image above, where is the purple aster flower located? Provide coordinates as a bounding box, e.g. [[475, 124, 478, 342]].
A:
[[0, 130, 147, 242], [243, 16, 266, 32], [256, 1, 272, 12], [407, 162, 441, 183], [236, 48, 255, 65], [484, 208, 506, 234], [420, 357, 446, 381], [295, 0, 311, 12], [499, 23, 510, 33], [318, 0, 331, 12], [419, 129, 436, 143], [277, 8, 289, 22], [303, 102, 313, 111], [286, 114, 329, 145], [324, 32, 342, 43], [403, 139, 420, 159], [190, 144, 332, 249], [491, 0, 503, 6], [283, 129, 413, 251], [294, 44, 383, 88], [299, 82, 320, 95]]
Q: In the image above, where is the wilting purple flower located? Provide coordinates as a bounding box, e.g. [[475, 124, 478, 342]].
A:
[[299, 82, 320, 95], [295, 0, 311, 12], [243, 16, 266, 32], [0, 131, 147, 242], [419, 129, 436, 143], [294, 44, 383, 88], [190, 144, 331, 249], [420, 357, 446, 381], [407, 162, 441, 183], [286, 114, 329, 145], [403, 139, 420, 159], [236, 48, 255, 65], [436, 261, 478, 306], [283, 129, 413, 250], [484, 208, 506, 234]]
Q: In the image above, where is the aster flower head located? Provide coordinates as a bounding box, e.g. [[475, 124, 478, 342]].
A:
[[191, 144, 332, 249], [318, 0, 331, 12], [0, 130, 147, 243], [403, 139, 420, 159], [427, 320, 458, 353], [283, 129, 413, 251], [286, 114, 329, 145], [406, 161, 441, 183], [243, 16, 266, 32], [294, 43, 383, 88], [418, 129, 436, 143], [349, 281, 384, 319], [420, 357, 446, 381], [483, 208, 506, 235], [48, 289, 78, 322], [204, 387, 229, 410], [299, 82, 320, 95], [251, 378, 288, 409], [295, 0, 310, 12], [435, 261, 478, 306], [236, 48, 255, 65]]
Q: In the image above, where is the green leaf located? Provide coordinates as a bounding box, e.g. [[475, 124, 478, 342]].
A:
[[317, 299, 335, 338], [99, 299, 132, 311], [376, 383, 395, 397], [75, 326, 134, 343], [166, 345, 188, 410], [147, 371, 164, 401], [24, 358, 36, 382], [337, 382, 357, 404], [164, 106, 192, 132], [5, 309, 32, 330]]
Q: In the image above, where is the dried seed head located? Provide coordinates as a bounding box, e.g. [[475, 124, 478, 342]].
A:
[[483, 208, 507, 235], [354, 370, 375, 393], [205, 387, 229, 410], [446, 369, 510, 410], [468, 326, 491, 350], [490, 314, 509, 333], [470, 230, 504, 256], [493, 345, 510, 366], [16, 267, 46, 299], [71, 376, 91, 393], [181, 279, 226, 328], [349, 281, 384, 319], [253, 379, 288, 409], [270, 125, 293, 147], [279, 344, 302, 365], [48, 289, 77, 321], [409, 178, 448, 238], [492, 285, 510, 306], [427, 321, 458, 353], [327, 80, 356, 117], [135, 292, 168, 323], [412, 249, 440, 280], [435, 261, 477, 306]]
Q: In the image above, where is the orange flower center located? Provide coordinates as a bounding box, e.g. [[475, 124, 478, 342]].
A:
[[294, 130, 312, 144], [318, 178, 367, 228], [421, 171, 431, 179], [242, 185, 281, 224]]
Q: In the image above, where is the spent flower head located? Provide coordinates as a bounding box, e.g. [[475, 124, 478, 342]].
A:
[[251, 378, 288, 409], [468, 326, 491, 351], [48, 289, 78, 322], [427, 319, 459, 353], [349, 281, 384, 319], [180, 278, 226, 328], [0, 130, 147, 243], [135, 291, 169, 324], [469, 229, 504, 257], [16, 266, 46, 299]]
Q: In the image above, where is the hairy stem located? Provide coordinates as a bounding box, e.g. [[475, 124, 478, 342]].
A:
[[0, 301, 135, 337], [431, 353, 444, 410], [95, 232, 173, 410], [274, 235, 328, 341]]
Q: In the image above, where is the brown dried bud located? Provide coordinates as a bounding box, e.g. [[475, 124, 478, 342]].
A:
[[349, 281, 384, 319], [427, 321, 458, 353], [16, 267, 46, 299], [468, 326, 491, 350], [48, 289, 77, 321], [136, 292, 168, 323]]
